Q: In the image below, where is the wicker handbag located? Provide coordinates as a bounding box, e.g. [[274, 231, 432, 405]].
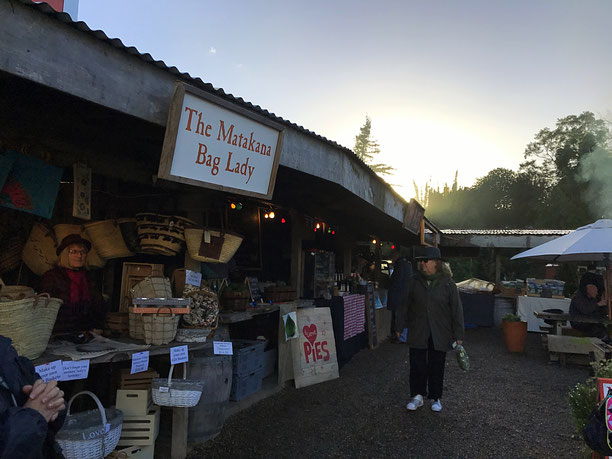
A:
[[0, 278, 35, 301], [84, 220, 135, 259], [56, 391, 123, 459], [185, 228, 243, 263], [0, 293, 61, 359], [152, 363, 203, 408], [22, 222, 58, 276], [142, 307, 180, 345]]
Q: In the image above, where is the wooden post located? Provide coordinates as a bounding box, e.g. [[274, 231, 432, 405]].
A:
[[171, 407, 188, 459], [290, 210, 304, 298], [495, 251, 501, 285]]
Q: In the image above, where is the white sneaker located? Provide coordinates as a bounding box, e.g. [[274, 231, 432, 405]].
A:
[[431, 399, 442, 412], [406, 394, 424, 411]]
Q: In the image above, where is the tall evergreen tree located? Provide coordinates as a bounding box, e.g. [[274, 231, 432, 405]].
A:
[[353, 116, 394, 176]]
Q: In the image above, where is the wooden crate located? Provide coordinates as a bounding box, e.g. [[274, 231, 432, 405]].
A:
[[118, 369, 159, 390], [116, 389, 152, 416], [547, 335, 603, 366], [106, 312, 129, 337], [117, 406, 160, 446], [119, 263, 164, 312]]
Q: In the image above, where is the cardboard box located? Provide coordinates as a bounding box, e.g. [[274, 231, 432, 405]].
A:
[[117, 406, 160, 446], [114, 444, 154, 459], [116, 389, 152, 416]]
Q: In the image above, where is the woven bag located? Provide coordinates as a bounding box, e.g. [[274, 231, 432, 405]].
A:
[[0, 293, 61, 359], [181, 286, 219, 328], [84, 220, 134, 259], [0, 281, 35, 301], [131, 276, 172, 299], [128, 310, 144, 341], [22, 223, 58, 276], [142, 307, 180, 345], [151, 363, 203, 407], [185, 228, 243, 263], [54, 224, 106, 269], [56, 391, 123, 459], [117, 218, 140, 253]]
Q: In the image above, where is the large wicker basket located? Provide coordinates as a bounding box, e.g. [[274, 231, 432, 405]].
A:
[[54, 223, 106, 269], [131, 277, 172, 299], [56, 391, 123, 459], [142, 307, 180, 345], [0, 234, 24, 273], [22, 223, 58, 276], [0, 293, 61, 359], [185, 228, 243, 263], [84, 220, 135, 259]]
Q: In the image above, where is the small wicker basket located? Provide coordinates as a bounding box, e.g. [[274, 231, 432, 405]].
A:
[[185, 228, 243, 263], [130, 277, 172, 299], [56, 391, 123, 459], [152, 363, 203, 408], [142, 307, 180, 345], [84, 220, 135, 259]]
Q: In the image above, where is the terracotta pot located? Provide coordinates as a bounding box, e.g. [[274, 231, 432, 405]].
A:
[[503, 320, 527, 352]]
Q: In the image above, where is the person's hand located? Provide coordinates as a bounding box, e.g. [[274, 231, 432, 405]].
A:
[[23, 379, 65, 422]]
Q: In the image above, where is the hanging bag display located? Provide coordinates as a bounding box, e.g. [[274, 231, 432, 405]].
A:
[[56, 391, 123, 459]]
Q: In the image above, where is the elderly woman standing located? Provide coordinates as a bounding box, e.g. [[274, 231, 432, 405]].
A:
[[40, 234, 106, 335], [404, 246, 464, 413]]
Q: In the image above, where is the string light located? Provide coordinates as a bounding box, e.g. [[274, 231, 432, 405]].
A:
[[281, 218, 286, 224], [269, 211, 275, 219], [372, 239, 377, 244]]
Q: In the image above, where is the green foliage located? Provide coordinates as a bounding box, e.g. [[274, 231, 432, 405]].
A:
[[353, 116, 395, 176], [502, 313, 522, 322], [425, 112, 612, 229], [568, 359, 612, 434]]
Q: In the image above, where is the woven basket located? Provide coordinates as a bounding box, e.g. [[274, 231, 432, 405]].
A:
[[181, 287, 219, 327], [0, 293, 61, 359], [56, 391, 123, 459], [128, 310, 144, 341], [142, 307, 180, 345], [84, 220, 134, 259], [152, 363, 203, 407], [54, 224, 106, 269], [0, 279, 35, 301], [22, 223, 58, 276], [185, 228, 243, 263], [131, 277, 172, 299], [139, 233, 183, 255], [118, 218, 140, 253], [0, 234, 24, 273]]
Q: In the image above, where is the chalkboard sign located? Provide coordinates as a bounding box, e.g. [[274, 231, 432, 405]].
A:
[[366, 283, 378, 349], [246, 276, 263, 304]]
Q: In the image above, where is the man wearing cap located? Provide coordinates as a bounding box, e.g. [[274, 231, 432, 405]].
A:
[[40, 234, 106, 335], [403, 246, 464, 413]]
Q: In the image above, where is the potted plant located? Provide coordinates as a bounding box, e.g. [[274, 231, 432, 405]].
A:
[[502, 312, 527, 352]]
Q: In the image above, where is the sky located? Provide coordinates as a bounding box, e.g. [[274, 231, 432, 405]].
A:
[[77, 0, 612, 201]]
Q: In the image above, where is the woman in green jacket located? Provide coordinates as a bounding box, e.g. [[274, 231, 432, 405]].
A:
[[404, 246, 464, 413]]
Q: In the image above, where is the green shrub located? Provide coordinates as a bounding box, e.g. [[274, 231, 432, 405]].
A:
[[502, 313, 522, 322], [568, 359, 612, 434]]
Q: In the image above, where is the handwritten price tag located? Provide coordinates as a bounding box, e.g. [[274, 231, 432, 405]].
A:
[[131, 351, 150, 374], [170, 345, 189, 365], [213, 341, 233, 355], [185, 269, 202, 287], [60, 360, 90, 381], [34, 360, 64, 382]]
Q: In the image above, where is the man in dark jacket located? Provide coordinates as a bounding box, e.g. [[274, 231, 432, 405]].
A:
[[0, 336, 66, 458], [403, 246, 464, 413], [387, 248, 412, 343]]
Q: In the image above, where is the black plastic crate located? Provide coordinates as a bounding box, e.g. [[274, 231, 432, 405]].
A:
[[230, 368, 263, 401], [231, 339, 265, 377]]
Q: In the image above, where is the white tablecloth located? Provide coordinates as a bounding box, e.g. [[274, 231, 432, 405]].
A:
[[516, 296, 571, 332]]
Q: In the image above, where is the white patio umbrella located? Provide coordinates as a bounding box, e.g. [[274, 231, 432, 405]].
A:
[[511, 218, 612, 316]]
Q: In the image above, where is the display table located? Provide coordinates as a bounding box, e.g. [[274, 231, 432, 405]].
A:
[[534, 311, 612, 335], [517, 296, 571, 332]]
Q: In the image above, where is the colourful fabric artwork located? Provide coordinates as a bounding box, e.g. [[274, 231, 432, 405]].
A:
[[0, 150, 63, 219]]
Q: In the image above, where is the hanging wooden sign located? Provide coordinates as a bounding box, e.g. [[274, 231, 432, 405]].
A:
[[291, 307, 339, 389], [72, 162, 91, 220]]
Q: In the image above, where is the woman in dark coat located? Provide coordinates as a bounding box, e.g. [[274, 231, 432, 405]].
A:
[[403, 246, 464, 413], [40, 234, 106, 335], [0, 336, 66, 458]]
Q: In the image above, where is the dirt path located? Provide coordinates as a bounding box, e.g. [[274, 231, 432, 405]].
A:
[[189, 327, 588, 458]]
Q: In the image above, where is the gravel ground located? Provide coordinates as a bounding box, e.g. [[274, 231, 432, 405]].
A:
[[189, 327, 590, 458]]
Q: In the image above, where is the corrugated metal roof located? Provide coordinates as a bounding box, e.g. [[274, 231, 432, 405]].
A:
[[441, 229, 572, 236], [17, 0, 389, 185]]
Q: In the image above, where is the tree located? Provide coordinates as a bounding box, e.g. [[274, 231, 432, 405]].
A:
[[353, 116, 394, 175]]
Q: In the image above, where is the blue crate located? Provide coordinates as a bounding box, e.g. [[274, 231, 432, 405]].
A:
[[230, 368, 263, 401], [231, 339, 264, 377]]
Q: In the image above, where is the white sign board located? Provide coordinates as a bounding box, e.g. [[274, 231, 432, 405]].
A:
[[213, 341, 233, 355], [170, 345, 189, 365], [35, 360, 64, 383], [159, 83, 283, 200], [131, 351, 150, 374], [60, 360, 90, 381]]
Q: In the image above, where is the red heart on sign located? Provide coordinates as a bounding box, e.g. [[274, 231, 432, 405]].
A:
[[303, 324, 318, 345]]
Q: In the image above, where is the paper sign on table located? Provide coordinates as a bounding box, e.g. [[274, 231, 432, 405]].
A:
[[213, 341, 233, 355], [185, 269, 202, 287], [34, 360, 64, 382], [60, 360, 90, 381], [170, 345, 189, 365], [131, 351, 150, 374]]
